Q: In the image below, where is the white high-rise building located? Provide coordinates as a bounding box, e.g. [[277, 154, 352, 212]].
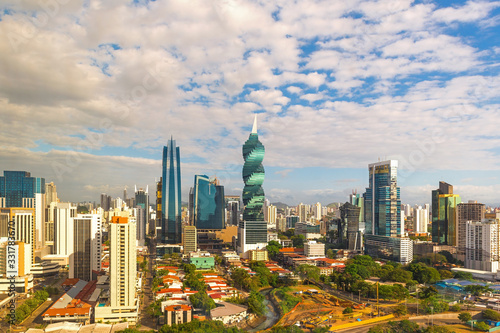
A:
[[69, 214, 102, 282], [314, 202, 322, 220], [466, 220, 500, 272], [266, 205, 277, 225], [53, 203, 76, 257], [110, 216, 136, 308], [297, 203, 308, 222]]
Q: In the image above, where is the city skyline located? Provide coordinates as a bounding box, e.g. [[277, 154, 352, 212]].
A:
[[1, 1, 500, 206]]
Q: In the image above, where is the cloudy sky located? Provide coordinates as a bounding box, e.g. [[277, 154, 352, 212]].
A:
[[1, 0, 499, 206]]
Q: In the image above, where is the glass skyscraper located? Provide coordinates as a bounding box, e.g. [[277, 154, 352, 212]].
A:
[[192, 175, 225, 230], [0, 171, 45, 207], [431, 181, 461, 246], [363, 160, 401, 237], [238, 116, 267, 252], [160, 137, 182, 244]]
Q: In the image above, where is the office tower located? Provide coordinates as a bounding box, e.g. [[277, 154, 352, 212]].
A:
[[110, 216, 136, 308], [466, 220, 500, 272], [0, 239, 33, 293], [53, 202, 76, 257], [123, 188, 127, 203], [286, 216, 299, 229], [314, 202, 322, 220], [70, 214, 102, 281], [431, 181, 461, 246], [0, 171, 45, 251], [349, 191, 365, 225], [340, 202, 362, 251], [364, 160, 401, 237], [266, 205, 277, 225], [458, 201, 485, 255], [159, 137, 182, 244], [100, 193, 111, 211], [226, 200, 240, 226], [182, 225, 197, 254], [364, 160, 412, 264], [0, 208, 35, 265], [238, 115, 267, 254], [135, 186, 149, 244], [192, 175, 225, 230]]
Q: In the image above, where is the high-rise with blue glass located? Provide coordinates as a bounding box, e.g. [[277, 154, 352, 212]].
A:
[[192, 175, 225, 230], [0, 171, 45, 252], [364, 160, 401, 237], [363, 160, 413, 264], [238, 116, 267, 254], [159, 137, 182, 244]]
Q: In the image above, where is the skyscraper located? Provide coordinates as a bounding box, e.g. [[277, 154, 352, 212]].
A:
[[364, 160, 412, 264], [70, 214, 102, 282], [192, 175, 225, 230], [160, 137, 182, 244], [364, 160, 401, 237], [431, 181, 461, 246], [135, 185, 149, 243], [238, 116, 267, 254], [0, 171, 45, 251], [457, 201, 484, 256]]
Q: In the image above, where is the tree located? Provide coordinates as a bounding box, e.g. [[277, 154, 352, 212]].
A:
[[450, 304, 461, 312], [420, 286, 438, 299], [267, 240, 282, 259], [453, 271, 473, 280], [326, 248, 336, 259], [296, 264, 320, 282], [291, 234, 305, 248], [247, 291, 265, 316], [393, 304, 407, 317], [464, 285, 493, 296], [183, 272, 207, 292], [458, 312, 472, 323], [475, 321, 490, 331], [407, 263, 441, 284], [482, 309, 500, 321], [438, 269, 453, 280], [343, 307, 353, 314], [189, 291, 216, 314]]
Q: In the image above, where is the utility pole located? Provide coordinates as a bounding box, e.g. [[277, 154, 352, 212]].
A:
[[377, 282, 380, 317]]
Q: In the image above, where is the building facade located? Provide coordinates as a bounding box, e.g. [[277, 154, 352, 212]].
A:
[[431, 181, 461, 246], [70, 214, 102, 282], [182, 225, 197, 254], [457, 202, 485, 256], [192, 175, 225, 230], [135, 185, 149, 243], [238, 116, 267, 254], [160, 137, 182, 245], [466, 220, 499, 272]]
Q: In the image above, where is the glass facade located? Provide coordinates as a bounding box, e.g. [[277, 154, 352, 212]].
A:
[[363, 161, 401, 237], [193, 175, 225, 230], [240, 120, 267, 245], [0, 171, 45, 207], [431, 184, 461, 246], [161, 138, 182, 244]]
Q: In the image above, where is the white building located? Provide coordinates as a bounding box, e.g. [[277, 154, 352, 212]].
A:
[[304, 241, 325, 258], [69, 214, 102, 281], [53, 202, 76, 258], [95, 216, 138, 323], [266, 205, 277, 225], [314, 202, 322, 220], [0, 239, 33, 293], [466, 220, 500, 273], [414, 206, 429, 233]]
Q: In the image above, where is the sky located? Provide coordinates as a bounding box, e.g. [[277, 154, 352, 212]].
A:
[[0, 0, 500, 206]]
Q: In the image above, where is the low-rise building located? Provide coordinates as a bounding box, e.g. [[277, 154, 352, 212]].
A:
[[189, 251, 215, 270], [304, 241, 325, 258], [210, 301, 248, 325], [164, 304, 192, 326]]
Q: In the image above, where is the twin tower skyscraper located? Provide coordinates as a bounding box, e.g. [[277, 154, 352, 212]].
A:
[[158, 116, 268, 254]]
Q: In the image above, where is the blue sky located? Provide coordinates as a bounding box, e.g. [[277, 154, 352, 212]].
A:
[[0, 0, 500, 206]]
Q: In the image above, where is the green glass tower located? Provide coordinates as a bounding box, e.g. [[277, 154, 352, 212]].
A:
[[238, 116, 267, 252], [431, 181, 461, 246]]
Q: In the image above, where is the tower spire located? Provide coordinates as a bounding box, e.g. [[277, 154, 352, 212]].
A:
[[251, 114, 258, 134]]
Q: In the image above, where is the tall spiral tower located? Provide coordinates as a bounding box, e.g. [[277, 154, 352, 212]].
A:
[[239, 115, 267, 251]]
